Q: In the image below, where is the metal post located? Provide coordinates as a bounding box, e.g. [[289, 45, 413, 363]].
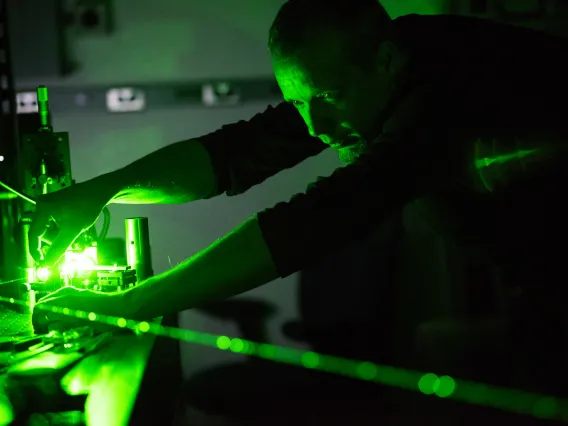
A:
[[125, 217, 153, 282]]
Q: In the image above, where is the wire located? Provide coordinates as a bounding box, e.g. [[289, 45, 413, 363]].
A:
[[0, 180, 36, 205], [97, 207, 111, 241]]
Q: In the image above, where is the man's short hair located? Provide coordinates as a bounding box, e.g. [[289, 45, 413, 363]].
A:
[[268, 0, 395, 64]]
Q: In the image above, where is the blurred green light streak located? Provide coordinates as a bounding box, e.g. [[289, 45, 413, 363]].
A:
[[3, 296, 565, 422]]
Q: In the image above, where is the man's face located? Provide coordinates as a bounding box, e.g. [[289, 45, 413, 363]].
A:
[[273, 30, 398, 163]]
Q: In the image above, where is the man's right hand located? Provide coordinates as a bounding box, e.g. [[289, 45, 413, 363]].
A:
[[29, 176, 117, 266]]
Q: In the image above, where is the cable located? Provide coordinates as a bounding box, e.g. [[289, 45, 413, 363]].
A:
[[0, 180, 35, 205], [6, 295, 566, 422], [97, 207, 111, 241]]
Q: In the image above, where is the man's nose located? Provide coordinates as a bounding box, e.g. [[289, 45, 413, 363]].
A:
[[306, 106, 334, 139]]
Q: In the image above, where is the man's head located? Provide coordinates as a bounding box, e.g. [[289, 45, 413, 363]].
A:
[[269, 0, 408, 163]]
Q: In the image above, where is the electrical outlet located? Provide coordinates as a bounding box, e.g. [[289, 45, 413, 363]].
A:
[[106, 88, 146, 113], [16, 92, 38, 114]]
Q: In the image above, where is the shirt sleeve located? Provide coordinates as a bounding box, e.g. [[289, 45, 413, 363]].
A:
[[197, 102, 325, 197], [257, 127, 449, 278]]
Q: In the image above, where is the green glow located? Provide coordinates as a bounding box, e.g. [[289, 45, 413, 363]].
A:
[[475, 149, 538, 169], [259, 344, 277, 359], [357, 361, 378, 380], [65, 375, 86, 396], [216, 336, 231, 350], [229, 338, 244, 353], [60, 247, 98, 277], [533, 397, 558, 419], [433, 375, 456, 398], [31, 247, 99, 286], [418, 373, 438, 395], [301, 351, 319, 368], [36, 267, 50, 282], [11, 352, 83, 372], [138, 322, 150, 333], [464, 383, 488, 404], [37, 86, 48, 101], [0, 396, 13, 426], [10, 295, 568, 423]]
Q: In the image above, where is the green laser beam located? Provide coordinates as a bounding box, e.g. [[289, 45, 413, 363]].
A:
[[0, 278, 27, 286], [1, 295, 566, 421]]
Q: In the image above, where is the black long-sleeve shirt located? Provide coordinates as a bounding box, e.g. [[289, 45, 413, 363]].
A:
[[198, 14, 568, 277]]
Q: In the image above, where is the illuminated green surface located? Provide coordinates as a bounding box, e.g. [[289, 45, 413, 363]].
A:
[[475, 149, 538, 169], [0, 296, 563, 422]]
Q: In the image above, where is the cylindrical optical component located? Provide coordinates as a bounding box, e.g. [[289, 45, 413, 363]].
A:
[[125, 217, 153, 282]]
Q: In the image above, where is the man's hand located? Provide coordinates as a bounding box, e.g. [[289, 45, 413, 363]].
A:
[[29, 174, 119, 266], [121, 217, 279, 319], [32, 287, 126, 334]]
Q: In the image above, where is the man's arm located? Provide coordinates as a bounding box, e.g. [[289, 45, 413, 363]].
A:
[[113, 89, 444, 317], [107, 140, 217, 204], [30, 102, 323, 265], [108, 102, 324, 204], [118, 128, 444, 320], [123, 216, 277, 319]]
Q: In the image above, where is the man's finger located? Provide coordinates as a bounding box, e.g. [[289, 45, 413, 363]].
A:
[[42, 230, 81, 267], [38, 287, 83, 303], [28, 209, 51, 264]]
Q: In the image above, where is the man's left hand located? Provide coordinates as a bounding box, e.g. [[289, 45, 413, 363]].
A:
[[32, 287, 126, 334]]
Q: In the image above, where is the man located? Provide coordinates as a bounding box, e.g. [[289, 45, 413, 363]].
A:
[[31, 0, 568, 403]]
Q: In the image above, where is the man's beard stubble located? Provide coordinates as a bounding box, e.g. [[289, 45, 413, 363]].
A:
[[337, 139, 369, 165]]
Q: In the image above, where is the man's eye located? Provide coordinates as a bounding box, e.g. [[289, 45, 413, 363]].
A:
[[291, 100, 303, 107], [320, 92, 337, 102]]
